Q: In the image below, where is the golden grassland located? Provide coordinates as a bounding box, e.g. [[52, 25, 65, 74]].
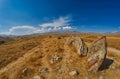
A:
[[0, 33, 119, 79], [0, 33, 119, 69]]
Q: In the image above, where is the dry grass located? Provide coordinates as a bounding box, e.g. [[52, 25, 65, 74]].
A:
[[106, 36, 120, 50], [0, 33, 119, 79]]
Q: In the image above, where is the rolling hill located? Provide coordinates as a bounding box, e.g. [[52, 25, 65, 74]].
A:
[[0, 33, 120, 79]]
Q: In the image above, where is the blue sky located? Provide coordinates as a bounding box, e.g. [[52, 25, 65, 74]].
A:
[[0, 0, 120, 35]]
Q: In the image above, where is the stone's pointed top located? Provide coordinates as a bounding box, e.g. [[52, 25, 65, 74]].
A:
[[91, 36, 106, 45], [98, 36, 106, 41], [101, 36, 106, 39]]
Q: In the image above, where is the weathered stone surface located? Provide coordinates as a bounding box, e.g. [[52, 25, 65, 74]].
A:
[[50, 54, 62, 64], [30, 76, 45, 79], [39, 67, 48, 73], [87, 36, 107, 73], [67, 36, 107, 73], [68, 37, 88, 56], [30, 76, 41, 79], [69, 70, 79, 76]]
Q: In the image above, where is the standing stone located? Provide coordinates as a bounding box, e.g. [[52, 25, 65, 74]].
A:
[[68, 37, 88, 56], [87, 36, 107, 73]]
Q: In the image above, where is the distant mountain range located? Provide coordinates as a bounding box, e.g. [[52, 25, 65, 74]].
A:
[[0, 30, 120, 37], [0, 34, 14, 37], [105, 31, 120, 34]]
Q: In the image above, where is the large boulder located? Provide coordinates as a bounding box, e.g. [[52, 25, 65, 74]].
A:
[[87, 36, 107, 73], [68, 37, 88, 56]]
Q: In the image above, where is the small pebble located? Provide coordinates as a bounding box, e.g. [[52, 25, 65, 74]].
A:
[[69, 70, 79, 76], [39, 68, 48, 73], [30, 76, 41, 79]]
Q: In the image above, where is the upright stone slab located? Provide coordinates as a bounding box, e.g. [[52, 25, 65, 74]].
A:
[[87, 36, 107, 73], [68, 37, 88, 56]]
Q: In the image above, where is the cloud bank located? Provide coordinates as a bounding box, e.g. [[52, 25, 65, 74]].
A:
[[40, 16, 72, 31], [0, 16, 74, 36]]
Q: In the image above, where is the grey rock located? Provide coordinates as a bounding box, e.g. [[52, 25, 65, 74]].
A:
[[30, 76, 41, 79], [68, 37, 88, 56], [67, 36, 107, 73], [69, 70, 79, 76], [50, 54, 62, 64], [39, 68, 48, 73], [30, 76, 42, 79]]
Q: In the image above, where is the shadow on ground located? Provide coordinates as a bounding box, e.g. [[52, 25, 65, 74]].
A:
[[99, 58, 114, 71]]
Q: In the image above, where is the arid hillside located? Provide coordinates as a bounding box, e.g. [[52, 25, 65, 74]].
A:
[[0, 33, 120, 79]]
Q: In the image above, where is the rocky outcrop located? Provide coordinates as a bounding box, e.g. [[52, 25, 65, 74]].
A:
[[68, 36, 107, 73]]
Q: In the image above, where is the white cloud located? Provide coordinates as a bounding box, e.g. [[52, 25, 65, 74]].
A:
[[0, 26, 45, 35], [10, 26, 44, 35], [39, 16, 73, 31], [0, 16, 74, 36], [63, 26, 72, 30], [40, 16, 70, 28]]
